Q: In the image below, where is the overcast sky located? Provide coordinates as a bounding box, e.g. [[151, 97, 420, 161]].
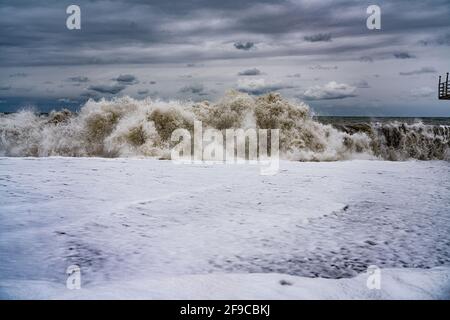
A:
[[1, 0, 449, 115]]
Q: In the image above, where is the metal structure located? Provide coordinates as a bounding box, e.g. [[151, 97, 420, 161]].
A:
[[439, 73, 450, 100]]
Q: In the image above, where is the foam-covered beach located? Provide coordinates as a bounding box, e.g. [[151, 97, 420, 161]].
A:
[[1, 158, 449, 299]]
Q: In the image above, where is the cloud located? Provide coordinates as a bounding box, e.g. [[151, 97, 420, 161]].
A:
[[114, 74, 139, 85], [87, 84, 126, 94], [432, 33, 450, 45], [1, 0, 449, 68], [359, 56, 373, 63], [399, 67, 436, 76], [411, 87, 434, 98], [286, 73, 301, 78], [186, 63, 204, 67], [236, 78, 292, 95], [238, 68, 262, 76], [179, 83, 208, 96], [300, 81, 357, 100], [309, 65, 338, 70], [419, 33, 450, 46], [67, 76, 89, 83], [137, 89, 149, 95], [0, 85, 11, 90], [1, 0, 449, 116], [234, 41, 255, 50], [393, 52, 415, 59], [304, 33, 332, 42], [81, 91, 100, 99], [353, 80, 370, 88], [9, 72, 27, 78]]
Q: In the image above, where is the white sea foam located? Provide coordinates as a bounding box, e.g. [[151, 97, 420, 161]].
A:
[[1, 158, 449, 299]]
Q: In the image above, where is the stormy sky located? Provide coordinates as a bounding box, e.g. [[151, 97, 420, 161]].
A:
[[0, 0, 449, 116]]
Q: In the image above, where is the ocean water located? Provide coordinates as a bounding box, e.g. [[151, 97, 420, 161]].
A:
[[317, 116, 450, 126]]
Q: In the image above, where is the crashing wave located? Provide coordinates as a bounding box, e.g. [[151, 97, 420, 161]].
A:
[[1, 91, 449, 161]]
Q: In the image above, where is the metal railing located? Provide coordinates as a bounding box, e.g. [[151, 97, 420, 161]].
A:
[[438, 73, 450, 100]]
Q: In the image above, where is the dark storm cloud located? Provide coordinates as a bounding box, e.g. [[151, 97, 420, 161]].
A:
[[358, 56, 374, 63], [0, 85, 12, 91], [1, 0, 449, 67], [238, 68, 262, 76], [88, 84, 126, 94], [9, 73, 28, 78], [0, 0, 450, 116], [393, 52, 415, 59], [234, 41, 255, 50], [309, 65, 338, 70], [304, 33, 332, 42], [399, 67, 437, 76], [137, 89, 149, 95], [114, 74, 139, 85], [354, 80, 370, 88], [432, 33, 450, 45], [226, 0, 449, 40], [67, 76, 90, 83], [81, 91, 100, 99], [186, 63, 204, 67], [419, 33, 450, 46], [179, 83, 208, 96]]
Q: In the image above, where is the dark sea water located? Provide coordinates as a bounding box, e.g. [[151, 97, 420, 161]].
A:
[[317, 116, 450, 126]]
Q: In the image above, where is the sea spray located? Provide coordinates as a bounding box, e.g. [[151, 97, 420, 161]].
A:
[[1, 91, 449, 161]]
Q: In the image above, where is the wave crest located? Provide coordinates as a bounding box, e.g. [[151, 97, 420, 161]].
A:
[[1, 91, 449, 161]]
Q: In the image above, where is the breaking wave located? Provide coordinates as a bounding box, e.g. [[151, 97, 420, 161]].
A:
[[1, 91, 449, 161]]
